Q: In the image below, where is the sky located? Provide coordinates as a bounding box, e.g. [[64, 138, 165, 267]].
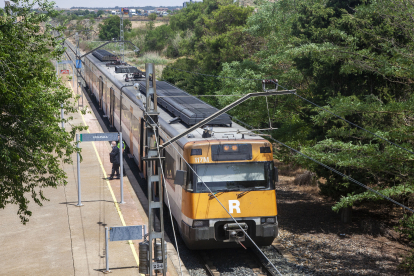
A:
[[1, 0, 193, 9]]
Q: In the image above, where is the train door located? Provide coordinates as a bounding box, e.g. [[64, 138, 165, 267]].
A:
[[99, 76, 103, 109], [109, 88, 115, 127], [129, 106, 134, 156]]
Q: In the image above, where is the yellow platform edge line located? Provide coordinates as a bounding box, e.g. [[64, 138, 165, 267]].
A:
[[70, 81, 142, 272]]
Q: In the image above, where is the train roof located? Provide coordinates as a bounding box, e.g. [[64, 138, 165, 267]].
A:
[[85, 53, 266, 148], [138, 81, 232, 126], [92, 49, 118, 62]]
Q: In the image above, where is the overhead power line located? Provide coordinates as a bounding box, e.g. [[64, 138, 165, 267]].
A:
[[163, 66, 414, 157], [274, 82, 414, 156], [233, 117, 414, 213], [165, 66, 264, 81]]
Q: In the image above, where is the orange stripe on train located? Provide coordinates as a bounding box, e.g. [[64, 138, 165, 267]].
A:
[[182, 190, 277, 220]]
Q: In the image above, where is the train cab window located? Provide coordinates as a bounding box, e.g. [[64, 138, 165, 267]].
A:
[[193, 162, 275, 193]]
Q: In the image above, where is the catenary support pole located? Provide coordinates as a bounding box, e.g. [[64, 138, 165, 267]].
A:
[[76, 134, 83, 207], [119, 132, 125, 204], [144, 63, 166, 276]]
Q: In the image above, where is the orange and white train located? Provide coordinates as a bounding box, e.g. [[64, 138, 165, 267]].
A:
[[83, 49, 279, 249]]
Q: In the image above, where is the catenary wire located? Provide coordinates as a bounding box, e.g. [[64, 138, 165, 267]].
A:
[[165, 66, 265, 81], [232, 117, 414, 213], [146, 114, 283, 276], [164, 66, 414, 158], [156, 95, 245, 98], [274, 82, 414, 156], [61, 36, 414, 158], [155, 70, 413, 212], [152, 126, 184, 276]]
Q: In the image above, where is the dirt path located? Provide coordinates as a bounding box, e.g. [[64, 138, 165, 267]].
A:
[[276, 175, 411, 275]]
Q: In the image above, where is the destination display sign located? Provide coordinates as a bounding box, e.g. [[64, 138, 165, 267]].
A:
[[80, 132, 118, 142]]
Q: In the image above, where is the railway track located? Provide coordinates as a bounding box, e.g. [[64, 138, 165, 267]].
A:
[[61, 43, 305, 276], [199, 248, 279, 276]]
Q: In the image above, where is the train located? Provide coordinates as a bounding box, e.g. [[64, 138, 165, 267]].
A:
[[82, 49, 279, 249]]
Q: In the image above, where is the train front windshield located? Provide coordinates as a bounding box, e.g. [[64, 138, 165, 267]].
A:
[[193, 162, 275, 193]]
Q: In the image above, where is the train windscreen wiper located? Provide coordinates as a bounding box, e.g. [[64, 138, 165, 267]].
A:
[[253, 186, 267, 190], [217, 188, 239, 192]]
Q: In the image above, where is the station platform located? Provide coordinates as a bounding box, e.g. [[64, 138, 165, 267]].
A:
[[0, 81, 183, 275]]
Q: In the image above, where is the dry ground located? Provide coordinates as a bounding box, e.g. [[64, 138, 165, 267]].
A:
[[131, 20, 167, 29], [276, 165, 411, 275]]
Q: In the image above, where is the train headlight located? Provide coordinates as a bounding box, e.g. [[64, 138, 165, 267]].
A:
[[192, 220, 209, 228], [261, 217, 277, 224]]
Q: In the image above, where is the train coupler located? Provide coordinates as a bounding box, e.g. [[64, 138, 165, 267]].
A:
[[223, 222, 248, 243]]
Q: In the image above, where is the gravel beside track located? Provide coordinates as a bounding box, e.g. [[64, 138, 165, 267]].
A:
[[275, 175, 411, 276]]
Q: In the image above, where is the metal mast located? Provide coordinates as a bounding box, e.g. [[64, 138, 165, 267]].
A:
[[120, 9, 124, 62], [75, 32, 83, 107], [142, 63, 167, 276]]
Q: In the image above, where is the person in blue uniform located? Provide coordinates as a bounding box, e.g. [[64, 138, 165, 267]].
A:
[[109, 141, 120, 180]]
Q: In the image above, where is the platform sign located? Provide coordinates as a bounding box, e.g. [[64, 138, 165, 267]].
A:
[[109, 225, 142, 241], [60, 69, 69, 74], [79, 132, 118, 142], [75, 60, 82, 69]]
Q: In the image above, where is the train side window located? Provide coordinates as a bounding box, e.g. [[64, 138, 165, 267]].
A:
[[164, 150, 176, 189]]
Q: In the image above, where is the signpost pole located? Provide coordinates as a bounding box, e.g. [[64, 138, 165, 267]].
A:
[[76, 134, 83, 207], [72, 64, 74, 88], [104, 227, 110, 273], [120, 132, 125, 204]]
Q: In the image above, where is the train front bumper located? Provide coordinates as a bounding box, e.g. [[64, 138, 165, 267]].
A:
[[181, 218, 278, 249]]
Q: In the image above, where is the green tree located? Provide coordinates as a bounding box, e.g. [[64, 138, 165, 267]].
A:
[[144, 24, 173, 52], [0, 0, 87, 223], [148, 13, 157, 21], [162, 1, 259, 97], [98, 16, 131, 40]]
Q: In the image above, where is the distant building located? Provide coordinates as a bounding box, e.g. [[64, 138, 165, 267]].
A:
[[156, 8, 169, 12], [183, 0, 192, 8]]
